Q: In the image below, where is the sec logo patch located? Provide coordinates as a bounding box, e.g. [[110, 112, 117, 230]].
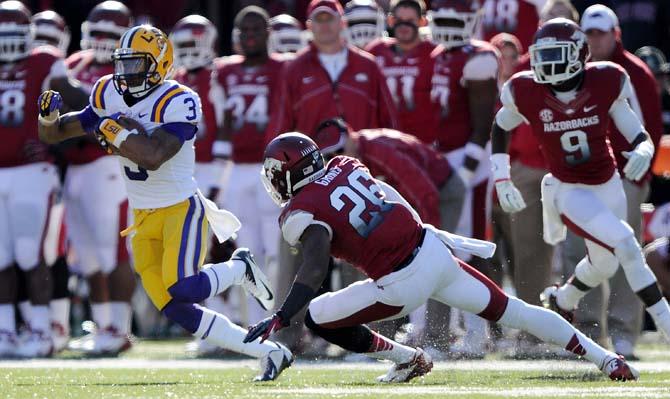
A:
[[539, 108, 553, 123]]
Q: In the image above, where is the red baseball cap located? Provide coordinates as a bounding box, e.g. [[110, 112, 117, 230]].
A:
[[307, 0, 344, 19]]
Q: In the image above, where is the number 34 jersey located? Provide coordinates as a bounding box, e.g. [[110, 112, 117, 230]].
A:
[[89, 75, 202, 209], [279, 156, 423, 280], [502, 62, 628, 185]]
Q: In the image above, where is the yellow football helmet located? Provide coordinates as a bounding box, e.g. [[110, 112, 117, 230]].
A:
[[112, 24, 173, 97]]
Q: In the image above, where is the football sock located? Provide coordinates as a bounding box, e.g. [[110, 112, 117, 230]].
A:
[[498, 297, 612, 367], [646, 298, 670, 341], [18, 300, 32, 327], [50, 298, 70, 335], [91, 302, 112, 330], [365, 331, 416, 363], [30, 305, 51, 335], [169, 261, 246, 304], [110, 301, 132, 335], [0, 304, 16, 333]]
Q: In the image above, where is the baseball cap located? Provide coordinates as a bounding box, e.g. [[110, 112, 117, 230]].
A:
[[307, 0, 344, 19], [581, 4, 619, 32]]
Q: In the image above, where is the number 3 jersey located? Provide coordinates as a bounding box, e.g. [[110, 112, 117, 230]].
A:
[[500, 62, 628, 185], [0, 46, 67, 167], [215, 54, 284, 164], [89, 75, 202, 209], [279, 156, 423, 280]]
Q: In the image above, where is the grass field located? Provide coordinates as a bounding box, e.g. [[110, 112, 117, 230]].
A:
[[1, 338, 670, 399]]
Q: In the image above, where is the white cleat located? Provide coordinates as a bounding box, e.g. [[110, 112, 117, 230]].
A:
[[14, 330, 53, 358], [255, 342, 293, 382], [0, 330, 17, 358], [51, 322, 70, 354], [91, 327, 132, 356], [377, 348, 434, 383], [601, 354, 640, 381], [233, 248, 275, 311]]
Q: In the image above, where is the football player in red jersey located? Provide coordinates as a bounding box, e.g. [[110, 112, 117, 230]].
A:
[[491, 18, 670, 345], [428, 0, 500, 357], [366, 0, 439, 144], [0, 0, 88, 358], [480, 0, 547, 53], [61, 1, 135, 357], [31, 10, 70, 54], [244, 132, 639, 382], [268, 14, 308, 55], [215, 6, 285, 326], [343, 0, 387, 49]]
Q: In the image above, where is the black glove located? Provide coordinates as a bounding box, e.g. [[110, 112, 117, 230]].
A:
[[243, 312, 289, 343]]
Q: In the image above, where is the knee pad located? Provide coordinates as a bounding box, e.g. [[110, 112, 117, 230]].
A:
[[575, 253, 617, 287], [162, 301, 202, 334], [167, 273, 212, 303]]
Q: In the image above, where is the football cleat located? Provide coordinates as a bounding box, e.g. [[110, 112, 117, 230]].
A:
[[540, 284, 575, 324], [14, 330, 53, 358], [601, 355, 639, 381], [254, 342, 293, 382], [92, 326, 132, 356], [376, 348, 433, 383], [0, 330, 17, 358], [51, 321, 70, 354], [233, 248, 275, 311]]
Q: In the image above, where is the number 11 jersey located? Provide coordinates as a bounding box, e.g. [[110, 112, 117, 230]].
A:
[[280, 156, 423, 280]]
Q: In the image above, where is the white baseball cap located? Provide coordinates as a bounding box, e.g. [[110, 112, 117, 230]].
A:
[[581, 4, 619, 32]]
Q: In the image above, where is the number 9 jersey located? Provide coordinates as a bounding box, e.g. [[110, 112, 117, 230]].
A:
[[498, 62, 629, 185], [279, 156, 423, 280], [89, 74, 202, 209]]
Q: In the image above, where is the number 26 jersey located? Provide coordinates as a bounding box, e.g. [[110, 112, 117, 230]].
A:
[[280, 156, 423, 280], [501, 62, 628, 185]]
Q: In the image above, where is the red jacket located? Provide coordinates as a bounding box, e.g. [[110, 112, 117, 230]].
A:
[[356, 129, 452, 226], [266, 43, 398, 142], [608, 42, 663, 185]]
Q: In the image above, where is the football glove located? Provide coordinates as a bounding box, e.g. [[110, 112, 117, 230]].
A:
[[622, 140, 653, 182], [495, 179, 527, 213], [37, 90, 62, 125], [243, 312, 288, 344]]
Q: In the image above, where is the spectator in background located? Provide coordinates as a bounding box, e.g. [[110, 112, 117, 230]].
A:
[[266, 0, 397, 139], [560, 4, 664, 358], [608, 0, 670, 58], [479, 0, 547, 53]]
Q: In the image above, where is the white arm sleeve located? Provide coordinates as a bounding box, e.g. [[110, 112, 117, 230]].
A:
[[281, 210, 333, 246], [609, 77, 646, 143], [376, 179, 422, 224], [495, 80, 527, 130], [463, 53, 499, 81]]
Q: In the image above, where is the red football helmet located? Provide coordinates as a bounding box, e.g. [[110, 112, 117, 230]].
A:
[[268, 14, 307, 54], [261, 133, 326, 206], [81, 1, 132, 63], [344, 0, 386, 49], [427, 0, 478, 49], [32, 11, 70, 54], [529, 18, 589, 85], [170, 15, 217, 70], [0, 1, 32, 62]]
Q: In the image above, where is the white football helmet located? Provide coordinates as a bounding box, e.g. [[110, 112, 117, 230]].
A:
[[170, 14, 218, 70], [269, 14, 307, 54], [427, 0, 478, 49], [80, 1, 132, 63], [31, 11, 70, 54], [343, 0, 386, 49]]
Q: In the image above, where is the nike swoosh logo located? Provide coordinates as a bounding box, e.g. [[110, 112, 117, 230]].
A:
[[138, 112, 148, 118], [583, 105, 597, 113], [261, 280, 273, 301]]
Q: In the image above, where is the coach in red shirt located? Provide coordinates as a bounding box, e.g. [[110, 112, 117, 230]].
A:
[[266, 0, 398, 141]]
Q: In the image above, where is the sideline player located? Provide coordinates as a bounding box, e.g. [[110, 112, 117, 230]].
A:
[[37, 25, 292, 381]]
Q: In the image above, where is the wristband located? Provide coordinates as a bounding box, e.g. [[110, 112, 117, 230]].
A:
[[112, 128, 137, 148], [38, 113, 58, 126], [464, 142, 486, 162], [490, 153, 511, 181]]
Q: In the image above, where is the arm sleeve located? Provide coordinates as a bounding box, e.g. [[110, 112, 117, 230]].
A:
[[609, 76, 646, 143], [281, 210, 333, 246], [376, 179, 423, 224], [495, 80, 526, 130], [463, 53, 499, 81]]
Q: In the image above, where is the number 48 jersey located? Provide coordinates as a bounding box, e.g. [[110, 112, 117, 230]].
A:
[[501, 62, 627, 185], [89, 75, 202, 209], [280, 156, 424, 280]]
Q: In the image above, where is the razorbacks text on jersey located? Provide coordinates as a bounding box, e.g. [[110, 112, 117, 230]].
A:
[[0, 46, 67, 167], [431, 40, 499, 153], [502, 62, 628, 185], [216, 54, 284, 164], [88, 75, 203, 209], [280, 156, 423, 280], [366, 39, 439, 144]]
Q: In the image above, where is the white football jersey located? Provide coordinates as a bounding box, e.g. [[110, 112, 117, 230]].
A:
[[89, 76, 202, 209]]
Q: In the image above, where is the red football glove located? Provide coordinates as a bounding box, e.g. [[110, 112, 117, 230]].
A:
[[243, 312, 288, 343]]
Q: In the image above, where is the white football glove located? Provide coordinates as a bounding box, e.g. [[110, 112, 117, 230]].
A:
[[622, 140, 653, 182], [495, 179, 527, 213]]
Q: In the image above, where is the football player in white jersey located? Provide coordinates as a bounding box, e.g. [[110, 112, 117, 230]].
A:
[[37, 25, 292, 381]]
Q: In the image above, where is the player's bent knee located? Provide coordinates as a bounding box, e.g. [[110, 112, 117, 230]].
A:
[[162, 301, 203, 334], [167, 273, 211, 303]]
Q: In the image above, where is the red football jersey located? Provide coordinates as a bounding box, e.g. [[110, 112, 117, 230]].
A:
[[216, 54, 284, 164], [480, 0, 543, 53], [63, 50, 112, 165], [431, 40, 500, 153], [0, 47, 63, 167], [357, 128, 452, 226], [507, 62, 626, 185], [280, 156, 423, 280], [366, 39, 439, 144], [174, 66, 220, 163]]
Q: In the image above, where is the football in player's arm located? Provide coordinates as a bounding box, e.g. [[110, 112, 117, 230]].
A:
[[38, 90, 185, 172]]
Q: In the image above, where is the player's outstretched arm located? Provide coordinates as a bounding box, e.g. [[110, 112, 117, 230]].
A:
[[609, 95, 655, 181], [491, 120, 527, 213], [38, 91, 91, 144], [244, 225, 331, 343]]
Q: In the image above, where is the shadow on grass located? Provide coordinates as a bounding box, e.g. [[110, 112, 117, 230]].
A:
[[522, 372, 603, 382]]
